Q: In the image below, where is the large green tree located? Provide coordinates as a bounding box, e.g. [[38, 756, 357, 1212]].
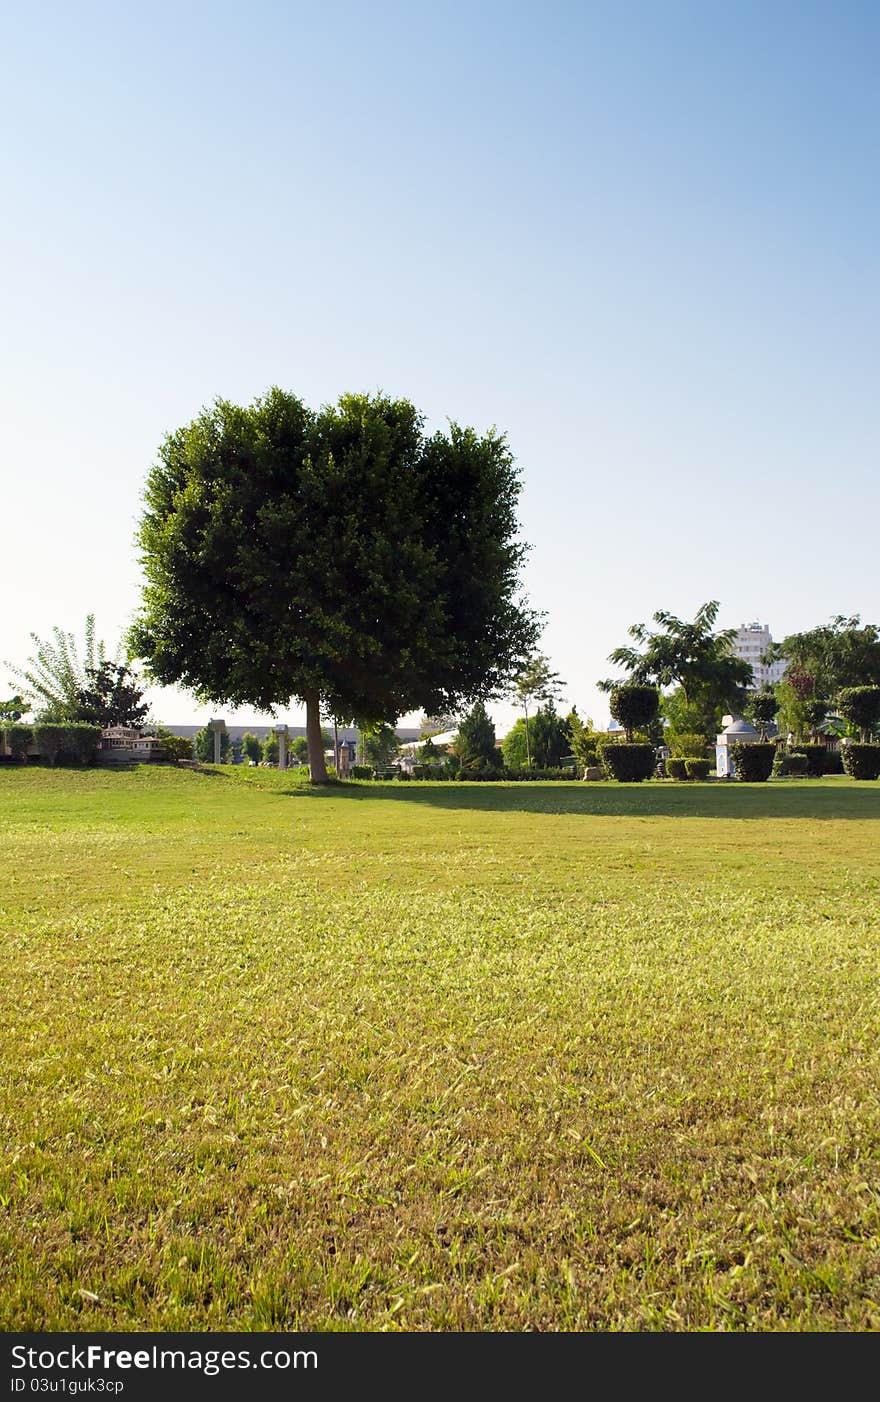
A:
[[766, 616, 880, 696], [602, 601, 751, 738], [131, 390, 538, 782]]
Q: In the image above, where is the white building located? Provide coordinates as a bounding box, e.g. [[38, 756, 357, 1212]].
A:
[[731, 622, 787, 691]]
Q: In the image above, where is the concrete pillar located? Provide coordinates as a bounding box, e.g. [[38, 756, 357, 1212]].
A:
[[208, 718, 226, 764], [275, 724, 289, 769]]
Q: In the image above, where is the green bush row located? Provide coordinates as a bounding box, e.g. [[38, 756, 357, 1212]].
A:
[[1, 723, 102, 765], [457, 767, 577, 782], [665, 756, 713, 781]]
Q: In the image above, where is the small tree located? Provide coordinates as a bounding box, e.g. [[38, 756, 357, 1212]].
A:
[[455, 701, 497, 769], [195, 726, 231, 763], [290, 735, 310, 763], [363, 723, 399, 768], [508, 653, 564, 766], [241, 732, 262, 764], [0, 696, 29, 722], [837, 686, 880, 743], [261, 732, 279, 765], [802, 697, 828, 742], [75, 662, 150, 729], [156, 728, 194, 762], [746, 687, 779, 742], [609, 685, 660, 743]]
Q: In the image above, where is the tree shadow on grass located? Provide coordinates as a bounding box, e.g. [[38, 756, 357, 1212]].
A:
[[273, 779, 880, 820]]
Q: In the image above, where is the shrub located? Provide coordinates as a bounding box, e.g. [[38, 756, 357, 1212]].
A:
[[796, 744, 828, 777], [668, 733, 710, 759], [842, 744, 880, 781], [823, 750, 844, 775], [685, 758, 711, 781], [455, 767, 575, 782], [4, 724, 33, 760], [156, 729, 194, 762], [602, 743, 656, 783], [731, 742, 775, 782], [666, 757, 689, 781], [350, 764, 373, 779], [397, 769, 411, 781], [779, 752, 809, 777]]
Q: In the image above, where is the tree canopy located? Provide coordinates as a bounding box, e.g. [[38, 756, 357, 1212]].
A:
[[6, 615, 113, 721], [75, 662, 150, 730], [131, 389, 538, 781], [602, 601, 752, 738], [767, 616, 880, 697]]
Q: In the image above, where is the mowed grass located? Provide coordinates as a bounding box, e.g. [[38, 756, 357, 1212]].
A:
[[1, 766, 879, 1332]]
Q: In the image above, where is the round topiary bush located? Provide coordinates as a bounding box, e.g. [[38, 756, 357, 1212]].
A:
[[685, 758, 711, 781], [842, 744, 880, 781], [731, 742, 775, 782], [602, 743, 656, 783], [666, 758, 689, 781]]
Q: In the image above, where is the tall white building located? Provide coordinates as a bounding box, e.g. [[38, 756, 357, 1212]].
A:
[[731, 622, 788, 691]]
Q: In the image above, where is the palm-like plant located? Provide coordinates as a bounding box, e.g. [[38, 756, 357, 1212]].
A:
[[5, 615, 113, 720]]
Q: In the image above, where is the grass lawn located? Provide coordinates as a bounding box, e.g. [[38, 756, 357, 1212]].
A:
[[1, 765, 879, 1331]]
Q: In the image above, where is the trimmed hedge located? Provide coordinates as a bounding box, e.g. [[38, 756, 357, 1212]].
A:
[[602, 744, 656, 783], [350, 765, 373, 779], [823, 750, 844, 775], [842, 744, 880, 781], [796, 744, 829, 777], [778, 752, 809, 776], [684, 758, 711, 781], [457, 767, 576, 782], [32, 723, 101, 766], [666, 758, 689, 781], [3, 724, 33, 759], [731, 742, 775, 782]]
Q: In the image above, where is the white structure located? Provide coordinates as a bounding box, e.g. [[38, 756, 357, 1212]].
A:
[[716, 717, 759, 777], [730, 623, 787, 691]]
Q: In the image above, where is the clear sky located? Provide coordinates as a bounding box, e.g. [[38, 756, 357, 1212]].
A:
[[2, 0, 877, 733]]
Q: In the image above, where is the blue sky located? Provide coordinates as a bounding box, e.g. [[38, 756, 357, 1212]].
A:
[[2, 1, 877, 731]]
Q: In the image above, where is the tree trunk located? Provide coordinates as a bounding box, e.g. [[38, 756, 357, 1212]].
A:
[[333, 717, 340, 774], [304, 690, 329, 783]]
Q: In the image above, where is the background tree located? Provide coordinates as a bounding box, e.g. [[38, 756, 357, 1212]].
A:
[[418, 712, 457, 738], [5, 614, 112, 721], [241, 732, 262, 764], [564, 708, 602, 771], [74, 662, 150, 729], [0, 696, 29, 722], [745, 687, 779, 742], [362, 723, 400, 768], [194, 726, 231, 762], [609, 684, 660, 742], [837, 686, 880, 743], [290, 735, 311, 764], [508, 653, 564, 767], [455, 701, 498, 769], [131, 390, 538, 783], [602, 601, 752, 738], [766, 616, 880, 695], [261, 732, 279, 765]]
